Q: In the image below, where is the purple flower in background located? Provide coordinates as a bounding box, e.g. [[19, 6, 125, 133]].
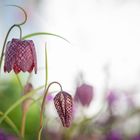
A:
[[4, 38, 37, 74], [54, 91, 73, 127], [0, 131, 6, 140], [46, 94, 53, 102], [132, 135, 140, 140], [0, 130, 19, 140], [74, 83, 94, 106], [105, 131, 122, 140], [106, 90, 118, 106]]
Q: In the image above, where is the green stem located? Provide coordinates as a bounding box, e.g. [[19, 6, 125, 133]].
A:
[[0, 5, 27, 72], [20, 107, 27, 138], [5, 5, 27, 26], [37, 44, 49, 140], [38, 82, 63, 140], [45, 43, 48, 88], [0, 85, 44, 124], [15, 74, 23, 90]]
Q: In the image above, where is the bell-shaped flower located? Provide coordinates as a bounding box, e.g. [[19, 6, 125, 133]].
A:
[[4, 38, 37, 73], [74, 83, 94, 106], [54, 91, 73, 127]]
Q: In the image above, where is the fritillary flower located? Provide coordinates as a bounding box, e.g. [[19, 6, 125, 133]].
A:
[[54, 91, 73, 127], [4, 38, 37, 73], [74, 83, 94, 106]]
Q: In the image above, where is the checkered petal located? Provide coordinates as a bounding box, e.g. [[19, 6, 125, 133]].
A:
[[27, 40, 37, 73], [54, 91, 73, 127], [4, 38, 37, 74], [4, 41, 17, 73]]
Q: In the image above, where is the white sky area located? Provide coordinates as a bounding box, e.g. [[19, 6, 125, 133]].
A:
[[36, 0, 140, 90], [1, 0, 140, 116]]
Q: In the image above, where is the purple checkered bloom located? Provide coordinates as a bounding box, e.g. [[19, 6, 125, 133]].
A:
[[54, 91, 73, 127], [4, 38, 37, 74], [74, 83, 94, 106]]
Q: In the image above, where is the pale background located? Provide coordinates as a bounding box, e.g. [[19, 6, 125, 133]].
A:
[[0, 0, 140, 116]]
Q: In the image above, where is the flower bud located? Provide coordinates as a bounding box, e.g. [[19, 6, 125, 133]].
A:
[[22, 83, 33, 111], [54, 91, 73, 127]]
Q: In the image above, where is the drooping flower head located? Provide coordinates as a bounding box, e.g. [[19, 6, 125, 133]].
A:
[[4, 38, 37, 74], [74, 83, 94, 106], [54, 91, 73, 127]]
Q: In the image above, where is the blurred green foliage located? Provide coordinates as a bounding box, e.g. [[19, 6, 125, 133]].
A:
[[0, 78, 40, 140]]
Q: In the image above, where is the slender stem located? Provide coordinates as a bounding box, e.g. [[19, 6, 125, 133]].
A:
[[18, 25, 22, 39], [0, 5, 27, 73], [38, 82, 63, 140], [5, 5, 27, 26], [16, 74, 23, 90], [45, 43, 48, 89], [20, 107, 27, 138]]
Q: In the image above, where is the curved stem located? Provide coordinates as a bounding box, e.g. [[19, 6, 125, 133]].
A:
[[5, 5, 27, 26], [38, 82, 63, 140], [0, 5, 27, 73]]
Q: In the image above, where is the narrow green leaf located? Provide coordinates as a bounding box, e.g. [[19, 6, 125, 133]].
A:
[[22, 32, 70, 43], [0, 85, 44, 124], [37, 43, 49, 140], [0, 111, 19, 135]]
